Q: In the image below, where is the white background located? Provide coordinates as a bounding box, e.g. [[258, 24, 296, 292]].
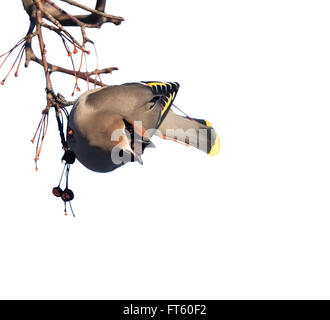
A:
[[0, 0, 329, 299]]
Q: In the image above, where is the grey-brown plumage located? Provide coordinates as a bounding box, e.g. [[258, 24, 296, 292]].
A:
[[68, 82, 219, 173]]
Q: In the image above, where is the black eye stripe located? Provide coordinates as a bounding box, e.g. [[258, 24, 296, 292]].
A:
[[123, 119, 134, 135]]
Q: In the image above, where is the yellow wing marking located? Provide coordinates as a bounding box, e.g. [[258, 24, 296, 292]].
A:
[[147, 82, 167, 87], [161, 93, 173, 116]]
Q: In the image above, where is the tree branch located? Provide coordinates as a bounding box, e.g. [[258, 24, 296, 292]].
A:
[[1, 1, 123, 107], [58, 0, 124, 26], [22, 0, 124, 27]]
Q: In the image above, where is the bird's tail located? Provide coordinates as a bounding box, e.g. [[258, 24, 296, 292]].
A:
[[156, 110, 220, 156]]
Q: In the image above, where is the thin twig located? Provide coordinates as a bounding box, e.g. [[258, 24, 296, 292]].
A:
[[59, 0, 124, 25], [35, 0, 86, 51], [29, 50, 116, 87], [35, 1, 53, 111], [46, 0, 93, 45]]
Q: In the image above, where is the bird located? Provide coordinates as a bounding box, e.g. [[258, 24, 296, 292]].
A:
[[67, 81, 220, 173]]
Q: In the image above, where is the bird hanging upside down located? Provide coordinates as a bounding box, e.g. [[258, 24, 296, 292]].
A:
[[68, 81, 220, 173]]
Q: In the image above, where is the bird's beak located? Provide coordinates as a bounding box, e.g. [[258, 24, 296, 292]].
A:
[[122, 119, 153, 165], [122, 145, 143, 165], [134, 152, 144, 165]]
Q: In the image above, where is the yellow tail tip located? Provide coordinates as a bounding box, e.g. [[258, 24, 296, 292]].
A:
[[205, 120, 213, 128], [208, 132, 220, 156]]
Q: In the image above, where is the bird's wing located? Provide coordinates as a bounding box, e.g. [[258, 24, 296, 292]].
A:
[[140, 81, 180, 129]]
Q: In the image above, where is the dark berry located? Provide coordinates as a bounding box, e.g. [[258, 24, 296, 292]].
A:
[[52, 187, 63, 198], [61, 188, 74, 202]]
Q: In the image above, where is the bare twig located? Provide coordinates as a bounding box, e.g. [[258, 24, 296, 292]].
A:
[[22, 0, 124, 27], [19, 0, 124, 98], [29, 49, 117, 87], [59, 0, 124, 26], [35, 0, 86, 51], [45, 0, 92, 45]]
